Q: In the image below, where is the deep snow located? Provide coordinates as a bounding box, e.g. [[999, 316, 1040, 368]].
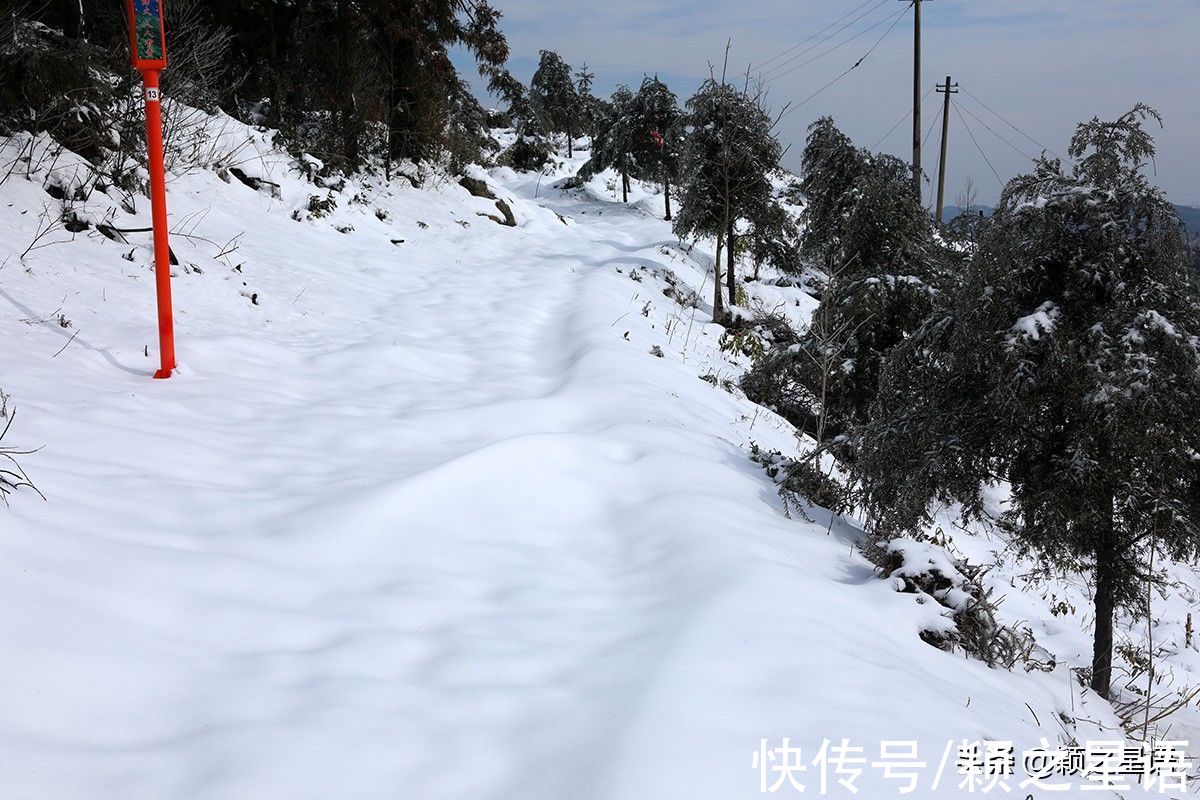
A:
[[1, 117, 1198, 798]]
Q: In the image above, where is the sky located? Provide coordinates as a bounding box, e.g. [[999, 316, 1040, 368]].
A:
[[456, 0, 1200, 207]]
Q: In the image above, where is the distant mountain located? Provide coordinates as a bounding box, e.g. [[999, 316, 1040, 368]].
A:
[[945, 204, 1200, 241], [942, 205, 993, 220], [1175, 205, 1200, 241]]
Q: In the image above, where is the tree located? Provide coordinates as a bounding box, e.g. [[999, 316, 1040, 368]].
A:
[[674, 79, 781, 321], [368, 0, 508, 164], [4, 0, 510, 176], [855, 105, 1200, 698], [530, 49, 579, 158], [574, 63, 602, 143], [581, 86, 638, 202], [629, 75, 682, 221], [745, 200, 799, 281], [742, 117, 943, 435]]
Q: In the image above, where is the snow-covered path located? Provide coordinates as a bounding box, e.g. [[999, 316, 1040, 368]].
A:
[[0, 138, 1142, 798]]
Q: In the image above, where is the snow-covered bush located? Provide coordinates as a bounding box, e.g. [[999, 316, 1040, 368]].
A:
[[497, 136, 552, 173], [751, 445, 848, 520], [867, 536, 1050, 672]]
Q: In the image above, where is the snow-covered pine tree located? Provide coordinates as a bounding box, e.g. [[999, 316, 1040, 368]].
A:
[[574, 64, 602, 143], [855, 105, 1200, 698], [742, 117, 943, 437], [673, 79, 781, 321], [530, 50, 581, 158], [628, 76, 683, 221], [745, 200, 800, 281], [580, 86, 639, 203]]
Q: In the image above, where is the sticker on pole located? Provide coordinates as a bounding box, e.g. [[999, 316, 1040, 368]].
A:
[[127, 0, 167, 71]]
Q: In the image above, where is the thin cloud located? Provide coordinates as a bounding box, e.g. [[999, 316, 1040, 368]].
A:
[[465, 0, 1200, 204]]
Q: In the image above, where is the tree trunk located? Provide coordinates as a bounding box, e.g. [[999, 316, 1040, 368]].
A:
[[1091, 491, 1117, 697], [713, 230, 725, 323], [388, 38, 419, 162], [567, 132, 573, 159], [726, 215, 737, 307], [336, 0, 359, 170], [60, 0, 82, 40], [621, 168, 629, 203], [265, 0, 278, 67], [663, 176, 672, 221]]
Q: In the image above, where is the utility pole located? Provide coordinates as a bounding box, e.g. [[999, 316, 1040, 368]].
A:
[[935, 75, 958, 225], [907, 0, 923, 199]]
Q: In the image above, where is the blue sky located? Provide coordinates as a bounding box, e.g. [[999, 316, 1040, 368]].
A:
[[457, 0, 1200, 206]]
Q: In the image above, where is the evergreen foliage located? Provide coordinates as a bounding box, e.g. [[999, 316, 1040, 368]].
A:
[[581, 86, 638, 201], [673, 80, 782, 321], [529, 49, 579, 158], [0, 0, 511, 174], [573, 64, 602, 141], [628, 76, 683, 220], [742, 117, 944, 435], [854, 105, 1200, 697]]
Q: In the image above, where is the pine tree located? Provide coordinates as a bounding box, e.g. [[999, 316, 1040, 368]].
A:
[[574, 63, 602, 144], [581, 86, 638, 203], [674, 79, 781, 321], [366, 0, 508, 164], [629, 76, 682, 221], [742, 117, 942, 434], [856, 105, 1200, 698], [745, 200, 799, 281], [530, 49, 580, 158]]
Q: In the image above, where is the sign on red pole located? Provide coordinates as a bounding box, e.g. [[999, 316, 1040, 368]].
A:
[[126, 0, 175, 379]]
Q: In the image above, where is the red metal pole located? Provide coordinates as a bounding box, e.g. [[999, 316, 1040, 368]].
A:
[[141, 69, 176, 379]]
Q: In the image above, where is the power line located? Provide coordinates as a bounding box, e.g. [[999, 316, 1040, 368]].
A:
[[763, 2, 908, 84], [756, 0, 892, 80], [953, 103, 1003, 189], [871, 84, 935, 150], [771, 1, 912, 107], [956, 101, 1034, 162], [958, 86, 1062, 160], [920, 101, 944, 207], [922, 95, 942, 148], [754, 0, 883, 72], [768, 2, 907, 96]]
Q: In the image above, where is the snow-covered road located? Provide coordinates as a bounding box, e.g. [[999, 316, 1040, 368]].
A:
[[0, 131, 1158, 798]]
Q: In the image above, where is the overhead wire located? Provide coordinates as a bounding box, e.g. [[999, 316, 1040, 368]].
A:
[[953, 103, 1003, 189], [753, 0, 882, 73], [921, 102, 944, 206], [871, 84, 935, 150], [756, 0, 892, 80], [956, 101, 1035, 162], [762, 1, 909, 84], [922, 98, 943, 148], [958, 86, 1062, 160], [775, 2, 913, 117]]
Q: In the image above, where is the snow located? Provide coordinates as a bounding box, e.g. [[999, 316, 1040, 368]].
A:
[[0, 114, 1196, 798], [1008, 300, 1061, 345], [1140, 309, 1180, 338]]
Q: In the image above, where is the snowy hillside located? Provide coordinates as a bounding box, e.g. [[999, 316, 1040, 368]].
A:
[[1, 113, 1198, 798]]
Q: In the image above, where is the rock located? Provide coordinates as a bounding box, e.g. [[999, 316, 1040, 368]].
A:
[[459, 176, 496, 200]]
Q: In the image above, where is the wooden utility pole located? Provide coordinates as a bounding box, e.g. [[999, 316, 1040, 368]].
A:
[[935, 75, 958, 225], [907, 0, 923, 198]]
